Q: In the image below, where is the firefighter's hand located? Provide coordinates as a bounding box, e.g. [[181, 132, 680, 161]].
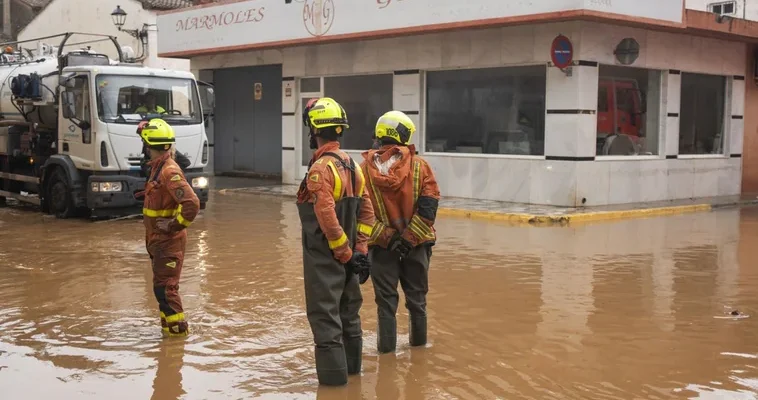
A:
[[388, 233, 413, 259], [156, 218, 172, 233], [346, 252, 371, 285]]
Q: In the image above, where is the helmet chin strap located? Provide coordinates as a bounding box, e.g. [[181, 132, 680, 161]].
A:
[[309, 132, 318, 150]]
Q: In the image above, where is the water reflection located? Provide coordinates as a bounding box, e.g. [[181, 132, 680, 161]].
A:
[[151, 339, 186, 400], [0, 196, 756, 398]]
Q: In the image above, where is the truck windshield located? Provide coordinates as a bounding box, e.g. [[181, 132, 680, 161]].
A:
[[95, 75, 201, 125]]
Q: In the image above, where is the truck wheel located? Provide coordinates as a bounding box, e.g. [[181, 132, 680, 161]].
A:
[[48, 170, 74, 219], [0, 196, 6, 207]]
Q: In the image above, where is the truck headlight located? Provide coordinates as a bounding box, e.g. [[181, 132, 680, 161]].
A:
[[91, 182, 123, 192], [192, 177, 209, 189]]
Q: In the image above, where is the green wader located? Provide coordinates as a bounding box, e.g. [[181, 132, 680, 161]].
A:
[[297, 154, 364, 386], [369, 244, 432, 353]]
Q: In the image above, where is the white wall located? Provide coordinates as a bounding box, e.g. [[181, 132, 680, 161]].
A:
[[191, 21, 746, 206], [18, 0, 189, 71]]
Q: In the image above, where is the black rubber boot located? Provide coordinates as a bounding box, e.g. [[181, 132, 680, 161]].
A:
[[314, 346, 348, 386], [409, 316, 427, 347], [377, 317, 397, 354], [344, 337, 363, 375]]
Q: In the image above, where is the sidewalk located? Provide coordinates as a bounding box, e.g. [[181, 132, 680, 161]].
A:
[[217, 182, 758, 226]]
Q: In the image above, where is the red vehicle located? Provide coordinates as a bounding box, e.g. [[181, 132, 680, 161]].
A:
[[596, 78, 647, 155]]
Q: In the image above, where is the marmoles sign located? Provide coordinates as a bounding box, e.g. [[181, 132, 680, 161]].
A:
[[157, 0, 684, 57]]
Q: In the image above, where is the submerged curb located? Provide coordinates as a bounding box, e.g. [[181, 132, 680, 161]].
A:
[[218, 187, 756, 226]]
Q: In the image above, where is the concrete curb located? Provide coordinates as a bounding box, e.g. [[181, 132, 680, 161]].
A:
[[437, 204, 714, 226], [218, 187, 758, 226]]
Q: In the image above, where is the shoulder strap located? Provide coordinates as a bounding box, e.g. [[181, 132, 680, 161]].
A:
[[320, 151, 358, 199]]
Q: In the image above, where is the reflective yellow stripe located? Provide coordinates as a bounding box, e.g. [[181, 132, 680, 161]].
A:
[[165, 312, 185, 323], [409, 214, 435, 241], [366, 173, 389, 225], [176, 213, 192, 227], [354, 162, 366, 197], [412, 160, 421, 204], [358, 223, 373, 236], [327, 161, 342, 201], [143, 207, 179, 217], [368, 220, 386, 246], [328, 232, 348, 249]]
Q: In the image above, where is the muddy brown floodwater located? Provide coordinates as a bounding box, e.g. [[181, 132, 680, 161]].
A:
[[2, 190, 758, 399]]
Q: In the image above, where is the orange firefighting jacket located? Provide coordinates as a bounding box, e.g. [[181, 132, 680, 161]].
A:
[[360, 144, 440, 249], [297, 142, 375, 264], [142, 151, 200, 254]]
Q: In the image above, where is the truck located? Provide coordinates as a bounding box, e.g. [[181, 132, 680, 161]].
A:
[[596, 78, 648, 155], [0, 32, 213, 219]]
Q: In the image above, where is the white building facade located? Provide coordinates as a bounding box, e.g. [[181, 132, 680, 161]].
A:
[[158, 0, 757, 207]]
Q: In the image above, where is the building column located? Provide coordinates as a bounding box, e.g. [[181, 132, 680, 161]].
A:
[[663, 70, 681, 158], [393, 70, 422, 149], [538, 62, 598, 206], [281, 77, 297, 184], [544, 62, 599, 160]]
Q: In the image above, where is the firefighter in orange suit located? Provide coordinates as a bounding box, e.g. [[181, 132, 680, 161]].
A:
[[297, 97, 375, 386], [138, 118, 200, 337], [360, 111, 440, 354]]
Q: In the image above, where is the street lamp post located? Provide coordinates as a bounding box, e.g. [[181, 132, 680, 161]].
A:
[[110, 5, 150, 61]]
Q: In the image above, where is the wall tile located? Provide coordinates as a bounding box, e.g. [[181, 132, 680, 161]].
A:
[[607, 161, 642, 204], [667, 159, 695, 200], [470, 29, 502, 67], [732, 79, 746, 117], [407, 33, 443, 70], [576, 161, 610, 206], [441, 31, 471, 68], [545, 113, 596, 158], [530, 160, 577, 206], [282, 115, 296, 149], [393, 73, 421, 112], [638, 160, 669, 203], [282, 81, 296, 114], [501, 25, 536, 65], [282, 149, 296, 184], [665, 116, 680, 156], [282, 47, 306, 77], [374, 37, 409, 72], [483, 158, 531, 203], [730, 118, 744, 155]]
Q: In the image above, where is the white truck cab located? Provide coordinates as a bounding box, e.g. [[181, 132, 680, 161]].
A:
[[0, 33, 213, 218]]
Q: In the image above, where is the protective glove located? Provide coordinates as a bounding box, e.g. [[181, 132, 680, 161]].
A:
[[388, 233, 413, 259], [346, 252, 371, 285]]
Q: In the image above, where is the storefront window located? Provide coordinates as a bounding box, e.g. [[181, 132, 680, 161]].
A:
[[425, 66, 546, 155], [679, 73, 726, 155], [596, 65, 661, 156], [324, 74, 393, 150]]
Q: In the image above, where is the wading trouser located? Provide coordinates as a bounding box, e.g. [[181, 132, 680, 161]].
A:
[[298, 197, 364, 386], [369, 245, 431, 353], [150, 235, 188, 337]]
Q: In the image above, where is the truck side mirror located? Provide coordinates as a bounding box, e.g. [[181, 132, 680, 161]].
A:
[[61, 91, 76, 119], [58, 74, 75, 89]]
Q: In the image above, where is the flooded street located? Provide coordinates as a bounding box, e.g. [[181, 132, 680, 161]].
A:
[[2, 190, 758, 399]]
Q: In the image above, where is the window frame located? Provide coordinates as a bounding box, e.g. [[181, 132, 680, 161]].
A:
[[594, 64, 666, 160], [421, 64, 549, 160], [677, 72, 730, 158], [709, 1, 737, 16]]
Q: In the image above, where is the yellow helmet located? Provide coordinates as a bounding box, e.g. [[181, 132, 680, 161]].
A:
[[375, 111, 416, 145], [140, 118, 175, 149], [307, 97, 349, 133]]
